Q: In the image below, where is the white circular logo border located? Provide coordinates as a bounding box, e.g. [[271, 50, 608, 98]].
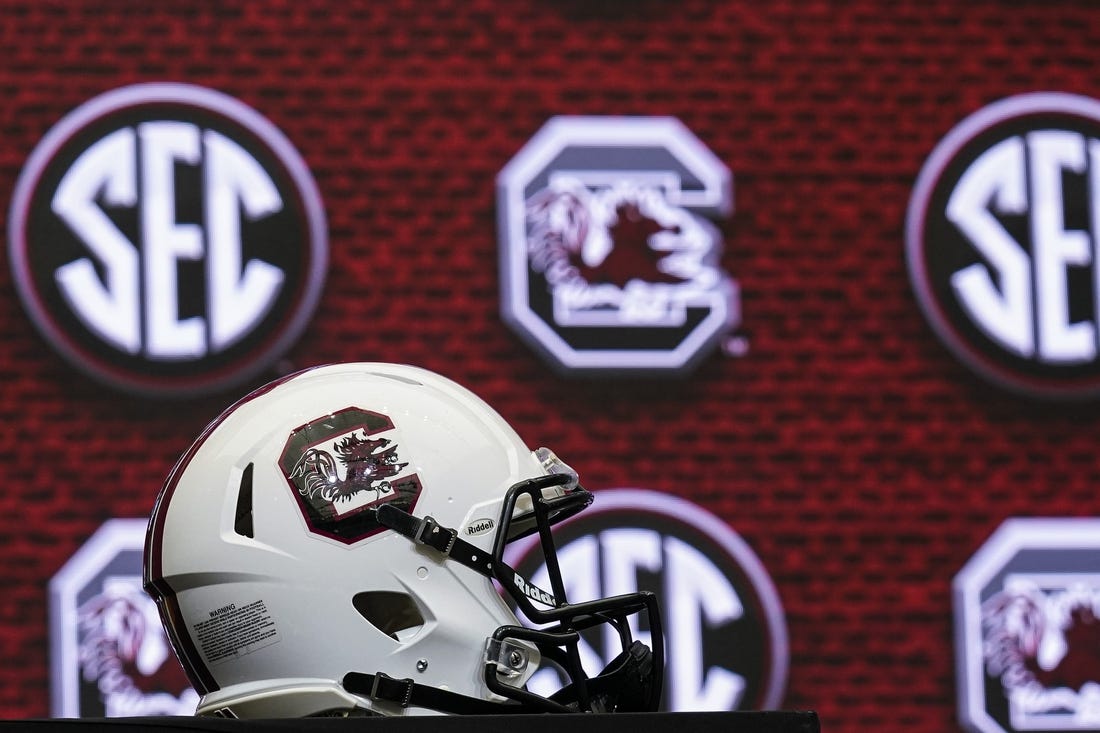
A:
[[905, 91, 1100, 399], [8, 82, 329, 397]]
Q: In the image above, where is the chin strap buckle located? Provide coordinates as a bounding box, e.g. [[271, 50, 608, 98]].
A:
[[375, 504, 494, 577], [369, 672, 415, 708], [413, 515, 457, 555]]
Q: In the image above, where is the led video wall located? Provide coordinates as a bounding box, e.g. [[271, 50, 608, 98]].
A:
[[2, 3, 1100, 732]]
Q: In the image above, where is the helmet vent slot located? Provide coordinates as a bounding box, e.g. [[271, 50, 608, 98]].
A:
[[353, 591, 424, 641], [234, 462, 255, 538]]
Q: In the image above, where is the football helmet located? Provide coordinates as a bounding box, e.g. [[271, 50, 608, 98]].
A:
[[144, 362, 663, 717]]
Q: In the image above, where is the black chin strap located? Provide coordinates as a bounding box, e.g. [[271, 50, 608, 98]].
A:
[[376, 503, 562, 604], [366, 502, 659, 715], [375, 504, 495, 577], [343, 641, 656, 716], [342, 671, 543, 715]]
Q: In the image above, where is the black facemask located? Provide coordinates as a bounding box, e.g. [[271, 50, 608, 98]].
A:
[[353, 469, 665, 715]]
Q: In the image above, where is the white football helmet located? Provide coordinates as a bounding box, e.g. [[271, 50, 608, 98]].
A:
[[144, 363, 662, 717]]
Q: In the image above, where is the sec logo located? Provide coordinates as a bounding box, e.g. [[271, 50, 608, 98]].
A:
[[8, 83, 327, 397], [907, 92, 1100, 399]]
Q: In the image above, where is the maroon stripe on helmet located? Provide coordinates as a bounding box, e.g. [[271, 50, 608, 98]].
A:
[[147, 579, 219, 695]]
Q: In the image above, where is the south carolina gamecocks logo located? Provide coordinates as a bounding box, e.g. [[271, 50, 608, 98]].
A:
[[955, 518, 1100, 732], [498, 116, 739, 376], [527, 178, 723, 317], [50, 519, 198, 717], [280, 407, 421, 544], [291, 430, 406, 508]]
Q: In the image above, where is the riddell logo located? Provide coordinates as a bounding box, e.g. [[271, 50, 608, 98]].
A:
[[505, 489, 787, 712], [8, 83, 328, 397], [466, 518, 494, 536], [497, 116, 740, 376], [512, 572, 557, 606], [907, 92, 1100, 399]]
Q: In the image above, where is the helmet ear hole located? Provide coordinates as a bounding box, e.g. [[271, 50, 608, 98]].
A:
[[352, 591, 425, 641]]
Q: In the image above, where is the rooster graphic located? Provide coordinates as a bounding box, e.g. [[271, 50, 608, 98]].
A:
[[525, 177, 722, 327], [982, 581, 1100, 724], [77, 580, 197, 716], [527, 179, 717, 285], [289, 430, 408, 514]]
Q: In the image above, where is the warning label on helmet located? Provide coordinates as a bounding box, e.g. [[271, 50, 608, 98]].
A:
[[192, 599, 280, 665]]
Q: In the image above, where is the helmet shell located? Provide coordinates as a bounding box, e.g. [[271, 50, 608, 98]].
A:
[[145, 363, 545, 717]]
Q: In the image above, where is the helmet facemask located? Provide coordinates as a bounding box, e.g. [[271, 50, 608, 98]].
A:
[[352, 449, 665, 714], [144, 363, 665, 718]]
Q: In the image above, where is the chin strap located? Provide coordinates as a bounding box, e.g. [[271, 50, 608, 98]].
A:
[[376, 504, 562, 607], [375, 504, 495, 577], [344, 640, 655, 716], [342, 671, 543, 716], [367, 504, 658, 714]]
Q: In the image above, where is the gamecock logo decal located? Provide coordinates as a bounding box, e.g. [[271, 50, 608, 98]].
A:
[[280, 407, 421, 544]]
